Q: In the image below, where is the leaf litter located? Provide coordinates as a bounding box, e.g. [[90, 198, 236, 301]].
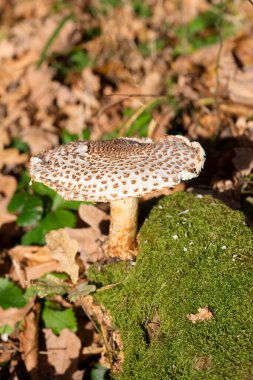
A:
[[0, 0, 253, 378]]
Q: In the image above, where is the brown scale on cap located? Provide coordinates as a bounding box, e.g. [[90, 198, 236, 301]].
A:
[[30, 136, 205, 202]]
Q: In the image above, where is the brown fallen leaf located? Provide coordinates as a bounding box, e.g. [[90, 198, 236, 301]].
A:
[[20, 303, 40, 375], [20, 127, 59, 155], [23, 65, 56, 110], [25, 261, 63, 282], [0, 148, 28, 170], [66, 227, 106, 264], [8, 245, 62, 283], [181, 0, 209, 23], [45, 229, 79, 284], [204, 35, 253, 107], [194, 354, 212, 370], [79, 204, 109, 235], [187, 306, 214, 324], [0, 127, 10, 149], [146, 312, 161, 342], [0, 298, 34, 329], [8, 245, 52, 265], [44, 328, 83, 378], [0, 174, 17, 228]]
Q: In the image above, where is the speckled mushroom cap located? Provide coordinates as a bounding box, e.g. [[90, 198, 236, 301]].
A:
[[30, 136, 205, 202]]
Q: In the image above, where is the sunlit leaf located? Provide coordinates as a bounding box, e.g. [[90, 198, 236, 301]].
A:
[[8, 193, 43, 226], [42, 302, 77, 335], [0, 279, 27, 310]]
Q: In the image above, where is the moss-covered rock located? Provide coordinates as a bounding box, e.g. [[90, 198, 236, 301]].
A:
[[88, 193, 253, 380]]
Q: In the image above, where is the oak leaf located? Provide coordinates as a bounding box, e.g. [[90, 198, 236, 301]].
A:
[[45, 229, 79, 284], [187, 306, 213, 324]]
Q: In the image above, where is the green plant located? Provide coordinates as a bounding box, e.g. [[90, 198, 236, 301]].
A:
[[8, 171, 86, 245], [88, 193, 253, 379], [36, 13, 74, 69], [174, 6, 236, 56], [0, 278, 28, 310], [42, 300, 77, 335], [51, 48, 94, 76]]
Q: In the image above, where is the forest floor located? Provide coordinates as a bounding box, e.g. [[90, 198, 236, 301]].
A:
[[0, 0, 253, 379]]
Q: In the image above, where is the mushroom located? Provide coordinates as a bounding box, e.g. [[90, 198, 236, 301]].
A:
[[29, 136, 205, 260]]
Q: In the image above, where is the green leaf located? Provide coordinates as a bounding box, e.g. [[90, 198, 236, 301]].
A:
[[42, 303, 77, 335], [32, 182, 57, 200], [41, 209, 77, 230], [82, 128, 90, 140], [125, 111, 151, 137], [69, 50, 93, 72], [52, 195, 83, 211], [17, 196, 43, 226], [17, 170, 31, 191], [21, 209, 77, 245], [0, 279, 27, 310], [0, 324, 14, 335], [90, 363, 109, 380], [32, 182, 85, 210], [100, 0, 122, 8], [21, 225, 45, 245], [60, 130, 79, 144], [24, 286, 38, 300], [8, 192, 43, 226], [68, 283, 96, 302], [8, 192, 27, 213], [132, 0, 152, 18], [10, 137, 29, 153]]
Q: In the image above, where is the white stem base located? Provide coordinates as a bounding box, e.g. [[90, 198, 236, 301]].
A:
[[109, 197, 138, 260]]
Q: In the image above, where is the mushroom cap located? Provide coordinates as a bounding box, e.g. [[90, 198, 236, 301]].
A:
[[30, 136, 205, 202]]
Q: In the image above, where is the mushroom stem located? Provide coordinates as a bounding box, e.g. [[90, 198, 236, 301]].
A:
[[109, 197, 138, 259]]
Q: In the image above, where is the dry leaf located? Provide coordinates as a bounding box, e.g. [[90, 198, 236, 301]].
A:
[[8, 245, 62, 282], [0, 344, 13, 366], [25, 261, 63, 282], [187, 306, 214, 324], [146, 312, 161, 342], [194, 354, 212, 370], [23, 65, 55, 110], [0, 148, 28, 170], [79, 204, 109, 235], [204, 35, 253, 107], [0, 175, 17, 227], [20, 127, 59, 155], [8, 245, 52, 265], [0, 128, 10, 149], [0, 299, 34, 328], [66, 227, 106, 264], [20, 303, 40, 374], [45, 229, 79, 284], [181, 0, 209, 23], [44, 328, 82, 378]]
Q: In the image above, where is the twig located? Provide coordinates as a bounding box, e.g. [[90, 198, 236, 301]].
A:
[[96, 282, 122, 292]]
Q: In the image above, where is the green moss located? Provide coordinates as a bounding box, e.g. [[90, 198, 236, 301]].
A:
[[88, 193, 253, 380]]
